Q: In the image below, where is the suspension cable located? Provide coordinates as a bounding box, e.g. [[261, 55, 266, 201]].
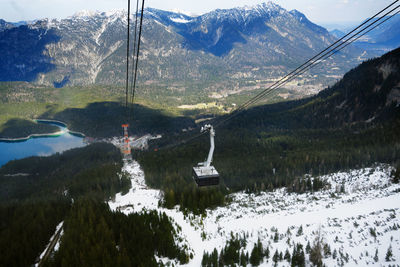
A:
[[258, 8, 400, 103], [129, 0, 140, 110], [125, 0, 131, 109], [155, 1, 400, 150], [213, 2, 400, 128], [130, 0, 145, 113], [237, 3, 400, 113]]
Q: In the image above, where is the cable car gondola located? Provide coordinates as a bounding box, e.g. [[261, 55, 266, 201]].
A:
[[192, 124, 219, 186]]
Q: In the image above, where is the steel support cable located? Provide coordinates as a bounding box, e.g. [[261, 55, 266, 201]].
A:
[[260, 8, 400, 102], [125, 0, 131, 109], [159, 5, 400, 150], [129, 0, 140, 110], [236, 4, 400, 112], [219, 4, 400, 125], [214, 3, 400, 128], [155, 1, 400, 150], [156, 131, 207, 150], [248, 9, 400, 116], [214, 1, 399, 126], [130, 0, 145, 113], [227, 0, 399, 116]]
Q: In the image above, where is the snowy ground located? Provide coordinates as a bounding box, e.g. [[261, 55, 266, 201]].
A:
[[108, 161, 400, 266], [35, 221, 64, 267]]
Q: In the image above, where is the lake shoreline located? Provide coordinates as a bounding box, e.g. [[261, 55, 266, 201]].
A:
[[0, 119, 86, 142]]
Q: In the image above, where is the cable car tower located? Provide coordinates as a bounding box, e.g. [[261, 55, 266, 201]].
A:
[[192, 124, 219, 186], [121, 0, 144, 159], [121, 124, 131, 158]]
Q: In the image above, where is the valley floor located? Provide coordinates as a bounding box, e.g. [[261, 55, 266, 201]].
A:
[[109, 161, 400, 266]]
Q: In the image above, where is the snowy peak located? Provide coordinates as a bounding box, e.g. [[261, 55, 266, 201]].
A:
[[67, 9, 126, 21], [0, 19, 15, 32], [239, 1, 285, 15], [145, 7, 194, 25], [204, 2, 285, 24], [215, 1, 284, 15], [72, 10, 99, 18]]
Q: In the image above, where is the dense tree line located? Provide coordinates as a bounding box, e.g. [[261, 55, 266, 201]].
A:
[[138, 117, 400, 212], [201, 231, 337, 267], [1, 142, 192, 266], [201, 234, 248, 267], [201, 234, 307, 267], [46, 199, 189, 267], [48, 102, 195, 138], [392, 163, 400, 184], [0, 143, 128, 201], [0, 118, 59, 139], [0, 144, 129, 266], [0, 198, 69, 267]]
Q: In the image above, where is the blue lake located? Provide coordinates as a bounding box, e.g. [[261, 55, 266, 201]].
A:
[[0, 122, 86, 167]]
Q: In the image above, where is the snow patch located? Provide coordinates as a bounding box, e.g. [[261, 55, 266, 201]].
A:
[[109, 161, 400, 266], [35, 221, 64, 267], [170, 17, 192, 24]]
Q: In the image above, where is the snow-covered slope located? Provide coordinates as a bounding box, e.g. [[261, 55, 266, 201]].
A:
[[109, 161, 400, 266]]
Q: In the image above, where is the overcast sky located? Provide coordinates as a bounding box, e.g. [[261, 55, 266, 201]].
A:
[[0, 0, 395, 25]]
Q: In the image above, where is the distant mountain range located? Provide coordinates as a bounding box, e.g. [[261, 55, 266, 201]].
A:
[[0, 2, 382, 92], [330, 14, 400, 54], [354, 14, 400, 53]]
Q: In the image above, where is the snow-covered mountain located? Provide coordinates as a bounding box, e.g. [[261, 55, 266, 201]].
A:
[[0, 19, 14, 32], [0, 2, 367, 89]]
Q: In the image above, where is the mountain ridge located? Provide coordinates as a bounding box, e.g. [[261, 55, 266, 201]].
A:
[[0, 2, 367, 93]]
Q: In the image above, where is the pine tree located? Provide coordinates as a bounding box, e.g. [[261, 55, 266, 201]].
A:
[[373, 248, 379, 262], [250, 243, 261, 266], [310, 228, 323, 267], [274, 232, 279, 242], [291, 243, 305, 267], [323, 243, 331, 258], [284, 248, 291, 262], [306, 177, 312, 191], [240, 250, 248, 267], [273, 249, 279, 263], [332, 249, 337, 260], [306, 241, 311, 254], [392, 165, 400, 183], [265, 246, 270, 259], [219, 248, 224, 267], [296, 225, 303, 236], [385, 245, 393, 262], [211, 248, 218, 267], [201, 252, 209, 266], [257, 238, 263, 258]]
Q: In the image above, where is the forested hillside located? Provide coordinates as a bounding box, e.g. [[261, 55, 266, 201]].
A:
[[48, 102, 195, 138], [0, 118, 59, 139], [44, 199, 189, 266], [0, 143, 188, 266]]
